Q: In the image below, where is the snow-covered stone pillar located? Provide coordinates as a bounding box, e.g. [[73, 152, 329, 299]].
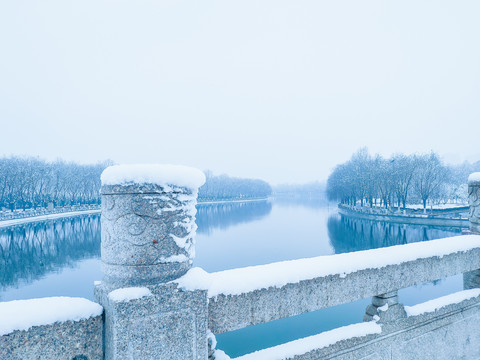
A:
[[464, 173, 480, 290], [468, 173, 480, 234], [99, 164, 205, 287], [95, 164, 208, 360]]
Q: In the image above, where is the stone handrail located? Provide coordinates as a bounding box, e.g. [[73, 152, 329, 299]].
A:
[[173, 236, 480, 334]]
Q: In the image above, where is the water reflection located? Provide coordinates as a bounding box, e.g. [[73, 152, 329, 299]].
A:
[[0, 215, 100, 291], [328, 213, 461, 254], [196, 200, 272, 235], [0, 201, 273, 296]]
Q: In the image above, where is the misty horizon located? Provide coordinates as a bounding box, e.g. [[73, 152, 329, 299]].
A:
[[1, 1, 479, 184]]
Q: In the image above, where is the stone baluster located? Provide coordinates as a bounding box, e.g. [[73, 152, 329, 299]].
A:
[[468, 173, 480, 234], [364, 291, 406, 323], [464, 173, 480, 290], [94, 164, 207, 360]]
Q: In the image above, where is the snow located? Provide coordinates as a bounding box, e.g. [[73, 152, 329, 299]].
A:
[[108, 287, 153, 302], [405, 289, 480, 317], [0, 297, 103, 336], [405, 203, 467, 210], [159, 254, 190, 263], [207, 329, 217, 349], [0, 209, 100, 229], [377, 303, 388, 312], [101, 164, 206, 190], [214, 350, 232, 360], [468, 172, 480, 184], [231, 322, 381, 360], [170, 234, 191, 249], [175, 235, 480, 297]]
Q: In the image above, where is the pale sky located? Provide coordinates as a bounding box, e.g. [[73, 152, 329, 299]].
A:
[[1, 1, 479, 184]]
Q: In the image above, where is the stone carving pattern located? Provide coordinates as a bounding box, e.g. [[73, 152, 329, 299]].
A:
[[101, 189, 197, 267], [469, 185, 480, 232]]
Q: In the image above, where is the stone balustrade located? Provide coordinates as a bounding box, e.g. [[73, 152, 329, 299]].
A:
[[1, 169, 480, 360], [203, 240, 480, 334]]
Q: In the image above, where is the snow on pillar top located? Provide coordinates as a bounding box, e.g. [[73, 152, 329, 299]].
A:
[[468, 172, 480, 186], [101, 164, 206, 193]]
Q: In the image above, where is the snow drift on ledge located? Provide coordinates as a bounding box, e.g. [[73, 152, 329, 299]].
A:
[[215, 322, 381, 360], [174, 235, 480, 297], [405, 288, 480, 317], [108, 287, 153, 302], [469, 172, 480, 184], [0, 297, 103, 336], [101, 164, 206, 190]]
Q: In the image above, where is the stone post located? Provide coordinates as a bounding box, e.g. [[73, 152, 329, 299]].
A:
[[468, 173, 480, 234], [464, 173, 480, 289], [94, 164, 207, 360], [364, 291, 406, 323]]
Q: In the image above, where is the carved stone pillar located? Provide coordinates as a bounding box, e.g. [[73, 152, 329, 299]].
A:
[[94, 164, 208, 360], [464, 173, 480, 290], [468, 173, 480, 234]]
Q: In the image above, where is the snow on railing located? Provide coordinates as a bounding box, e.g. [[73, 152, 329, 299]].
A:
[[229, 322, 382, 360], [0, 297, 103, 336], [176, 235, 480, 334]]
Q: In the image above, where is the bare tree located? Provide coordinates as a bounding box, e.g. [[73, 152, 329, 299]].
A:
[[326, 149, 457, 211], [0, 157, 110, 210], [412, 153, 449, 212]]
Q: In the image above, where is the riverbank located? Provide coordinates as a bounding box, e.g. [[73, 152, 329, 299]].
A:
[[0, 209, 101, 229], [0, 198, 271, 228], [338, 204, 469, 228]]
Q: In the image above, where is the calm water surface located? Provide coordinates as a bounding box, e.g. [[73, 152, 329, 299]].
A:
[[0, 200, 464, 358]]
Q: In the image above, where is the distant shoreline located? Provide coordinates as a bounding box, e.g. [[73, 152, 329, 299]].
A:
[[0, 198, 271, 228], [338, 204, 469, 228], [197, 197, 270, 205], [0, 209, 101, 229]]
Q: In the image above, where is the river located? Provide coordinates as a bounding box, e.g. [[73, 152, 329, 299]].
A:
[[0, 199, 465, 358]]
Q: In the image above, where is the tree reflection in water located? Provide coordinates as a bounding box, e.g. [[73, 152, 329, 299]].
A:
[[196, 200, 272, 235], [0, 215, 100, 291], [0, 201, 273, 291], [328, 213, 462, 254]]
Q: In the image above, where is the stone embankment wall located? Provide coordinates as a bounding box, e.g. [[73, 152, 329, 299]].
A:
[[338, 203, 469, 227], [1, 169, 480, 360], [0, 204, 100, 222]]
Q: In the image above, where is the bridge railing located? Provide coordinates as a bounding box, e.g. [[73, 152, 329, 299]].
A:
[[2, 167, 480, 360], [175, 235, 480, 335]]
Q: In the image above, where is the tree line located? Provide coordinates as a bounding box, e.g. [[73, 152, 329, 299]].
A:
[[198, 171, 272, 201], [326, 148, 480, 210], [0, 157, 111, 210], [0, 157, 273, 210]]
